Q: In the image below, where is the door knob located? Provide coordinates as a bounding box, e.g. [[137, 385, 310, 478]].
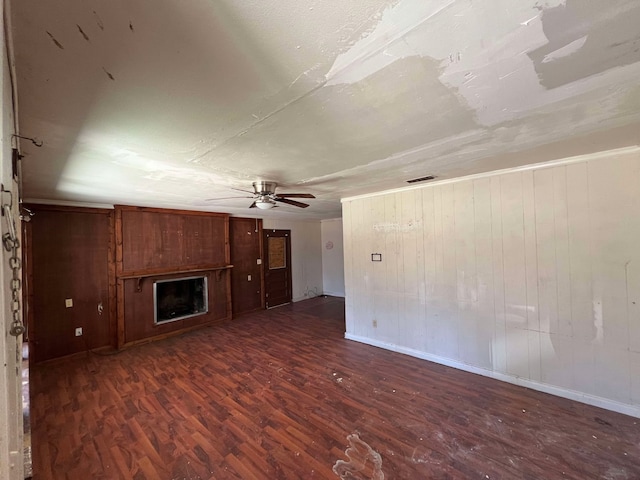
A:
[[97, 302, 104, 315]]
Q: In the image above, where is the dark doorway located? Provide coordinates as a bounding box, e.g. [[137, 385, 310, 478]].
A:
[[263, 229, 292, 308]]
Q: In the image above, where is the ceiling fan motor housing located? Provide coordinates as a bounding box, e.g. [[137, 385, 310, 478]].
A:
[[253, 181, 278, 195]]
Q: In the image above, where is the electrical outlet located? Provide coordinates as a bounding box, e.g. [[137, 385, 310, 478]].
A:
[[256, 259, 262, 265], [373, 319, 377, 328], [247, 274, 252, 281], [75, 327, 83, 337], [65, 298, 73, 308]]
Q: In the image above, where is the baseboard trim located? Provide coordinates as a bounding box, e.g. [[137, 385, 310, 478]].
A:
[[344, 333, 640, 419], [322, 291, 345, 298]]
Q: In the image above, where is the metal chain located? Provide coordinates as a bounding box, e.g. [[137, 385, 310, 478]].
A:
[[3, 232, 24, 336]]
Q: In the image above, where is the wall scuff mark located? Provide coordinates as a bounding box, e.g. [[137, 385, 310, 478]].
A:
[[93, 11, 104, 30], [45, 31, 64, 49], [76, 25, 90, 42], [102, 68, 115, 81], [373, 220, 422, 232]]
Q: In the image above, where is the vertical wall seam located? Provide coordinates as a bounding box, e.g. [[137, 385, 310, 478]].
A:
[[472, 181, 478, 305], [552, 168, 561, 337], [519, 173, 531, 380], [422, 191, 428, 348], [531, 170, 543, 381], [453, 185, 460, 358], [489, 180, 497, 370], [430, 187, 438, 349], [499, 177, 507, 374], [398, 193, 405, 341], [565, 166, 574, 340], [585, 161, 596, 379]]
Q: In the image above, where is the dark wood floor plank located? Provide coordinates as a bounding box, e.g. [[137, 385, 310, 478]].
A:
[[30, 296, 640, 479]]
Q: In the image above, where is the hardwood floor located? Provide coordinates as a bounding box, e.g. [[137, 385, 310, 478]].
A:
[[31, 296, 639, 479]]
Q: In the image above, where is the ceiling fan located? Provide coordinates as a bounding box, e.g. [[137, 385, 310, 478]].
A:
[[208, 181, 315, 210]]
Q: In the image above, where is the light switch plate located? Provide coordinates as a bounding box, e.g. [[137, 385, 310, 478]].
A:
[[65, 298, 73, 308]]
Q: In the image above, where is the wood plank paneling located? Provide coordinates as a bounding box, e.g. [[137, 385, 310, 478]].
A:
[[522, 171, 542, 383], [359, 197, 375, 339], [439, 184, 459, 359], [422, 187, 437, 353], [342, 149, 640, 415], [119, 206, 228, 274], [489, 176, 507, 374], [399, 191, 419, 349], [342, 202, 354, 334], [500, 173, 529, 380], [370, 196, 385, 340], [30, 297, 640, 479], [381, 194, 399, 343], [472, 177, 495, 371], [411, 190, 428, 351], [26, 207, 112, 363], [454, 181, 478, 366]]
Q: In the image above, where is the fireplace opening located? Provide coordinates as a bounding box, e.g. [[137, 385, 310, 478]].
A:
[[153, 276, 208, 324]]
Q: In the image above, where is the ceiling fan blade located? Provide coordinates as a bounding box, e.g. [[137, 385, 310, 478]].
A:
[[275, 193, 315, 198], [232, 187, 256, 194], [275, 198, 309, 208], [249, 201, 257, 208], [204, 196, 253, 201]]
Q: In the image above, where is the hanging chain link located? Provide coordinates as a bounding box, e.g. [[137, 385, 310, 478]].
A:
[[3, 230, 24, 337]]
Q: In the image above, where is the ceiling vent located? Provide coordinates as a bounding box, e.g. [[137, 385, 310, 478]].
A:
[[406, 175, 436, 184]]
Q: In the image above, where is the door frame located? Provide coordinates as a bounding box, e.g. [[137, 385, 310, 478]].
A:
[[262, 229, 292, 308]]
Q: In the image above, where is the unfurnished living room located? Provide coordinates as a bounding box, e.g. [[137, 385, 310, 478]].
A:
[[1, 1, 640, 479]]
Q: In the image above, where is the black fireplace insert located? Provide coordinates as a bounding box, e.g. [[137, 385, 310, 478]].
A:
[[153, 276, 208, 324]]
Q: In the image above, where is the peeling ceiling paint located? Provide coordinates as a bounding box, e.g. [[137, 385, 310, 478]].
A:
[[9, 0, 640, 219]]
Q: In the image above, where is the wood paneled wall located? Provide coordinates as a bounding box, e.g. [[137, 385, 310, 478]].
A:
[[25, 206, 114, 363], [26, 205, 273, 358], [118, 206, 228, 275], [115, 206, 232, 346], [229, 217, 263, 316], [342, 148, 640, 416]]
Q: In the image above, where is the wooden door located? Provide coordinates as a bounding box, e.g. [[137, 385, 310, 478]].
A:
[[230, 218, 263, 316], [26, 208, 112, 362], [263, 229, 292, 308]]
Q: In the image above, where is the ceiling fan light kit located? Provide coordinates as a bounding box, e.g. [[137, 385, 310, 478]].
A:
[[209, 181, 315, 210], [255, 198, 276, 210]]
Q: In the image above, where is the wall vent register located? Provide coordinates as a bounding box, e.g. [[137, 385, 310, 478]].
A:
[[406, 175, 436, 183]]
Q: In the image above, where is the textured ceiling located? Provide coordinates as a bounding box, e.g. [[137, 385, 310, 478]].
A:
[[10, 0, 640, 219]]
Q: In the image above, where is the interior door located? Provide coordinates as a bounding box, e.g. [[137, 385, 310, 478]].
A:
[[230, 217, 263, 316], [263, 229, 292, 308]]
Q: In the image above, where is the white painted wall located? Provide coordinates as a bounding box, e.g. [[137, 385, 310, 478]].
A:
[[263, 219, 323, 302], [1, 1, 24, 477], [321, 218, 345, 297], [342, 148, 640, 417]]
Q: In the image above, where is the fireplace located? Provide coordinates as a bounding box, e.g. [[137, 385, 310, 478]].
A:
[[153, 276, 208, 324]]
